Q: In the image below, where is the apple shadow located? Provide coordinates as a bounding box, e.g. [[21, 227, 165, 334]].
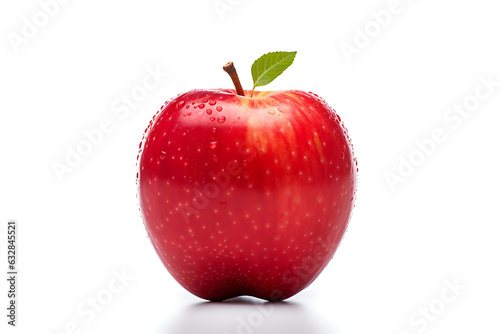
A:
[[163, 297, 333, 334]]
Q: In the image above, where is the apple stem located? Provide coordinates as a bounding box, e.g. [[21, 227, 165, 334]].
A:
[[223, 62, 245, 96]]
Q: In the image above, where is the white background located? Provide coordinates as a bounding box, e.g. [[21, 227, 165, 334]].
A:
[[1, 0, 500, 333]]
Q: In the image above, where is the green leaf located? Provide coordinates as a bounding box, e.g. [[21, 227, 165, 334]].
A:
[[251, 51, 297, 92]]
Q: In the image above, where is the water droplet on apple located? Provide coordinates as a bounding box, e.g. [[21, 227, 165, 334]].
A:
[[243, 172, 250, 179], [210, 117, 216, 121], [220, 201, 226, 208], [209, 100, 216, 106], [242, 160, 247, 166], [216, 106, 223, 112], [186, 104, 190, 109], [209, 141, 217, 149], [177, 101, 185, 109], [202, 98, 208, 103], [217, 116, 226, 123], [159, 151, 166, 160], [212, 155, 218, 162], [212, 127, 217, 133], [268, 109, 276, 115], [206, 109, 212, 115], [186, 111, 192, 116], [198, 104, 205, 109]]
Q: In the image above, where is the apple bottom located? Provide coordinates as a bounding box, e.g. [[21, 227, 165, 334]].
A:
[[148, 217, 349, 301]]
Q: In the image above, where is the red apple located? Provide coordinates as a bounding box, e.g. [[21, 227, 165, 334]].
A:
[[137, 55, 357, 301]]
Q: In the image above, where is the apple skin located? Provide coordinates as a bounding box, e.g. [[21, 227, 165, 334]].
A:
[[138, 89, 357, 301]]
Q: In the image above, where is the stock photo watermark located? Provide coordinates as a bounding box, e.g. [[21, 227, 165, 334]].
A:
[[212, 0, 244, 21], [51, 64, 168, 183], [7, 0, 72, 54], [223, 302, 275, 334], [397, 278, 466, 334], [340, 0, 418, 64], [179, 144, 257, 223], [281, 234, 335, 293], [5, 221, 18, 326], [385, 74, 499, 191], [221, 233, 334, 334], [47, 267, 134, 334]]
